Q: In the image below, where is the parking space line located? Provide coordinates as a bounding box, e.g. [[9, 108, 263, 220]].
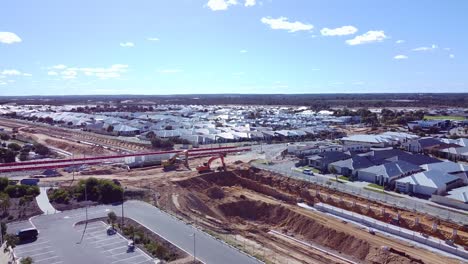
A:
[[16, 246, 51, 254], [29, 251, 54, 258], [34, 255, 60, 263], [96, 240, 124, 248], [109, 251, 134, 258], [111, 254, 145, 263], [133, 259, 154, 264], [136, 248, 152, 260], [103, 245, 128, 252], [75, 225, 106, 232], [16, 241, 50, 249], [90, 236, 116, 244], [48, 261, 64, 264], [85, 233, 108, 240]]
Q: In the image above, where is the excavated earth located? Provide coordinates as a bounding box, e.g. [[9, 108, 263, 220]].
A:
[[151, 167, 465, 264]]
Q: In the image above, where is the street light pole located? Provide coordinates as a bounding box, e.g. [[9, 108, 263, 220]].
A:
[[121, 187, 126, 229], [192, 232, 196, 262], [85, 183, 88, 223]]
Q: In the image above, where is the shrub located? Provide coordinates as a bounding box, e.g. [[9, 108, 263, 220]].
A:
[[49, 189, 70, 204], [7, 143, 21, 152]]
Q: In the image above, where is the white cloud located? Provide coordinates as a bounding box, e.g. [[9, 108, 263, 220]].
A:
[[120, 42, 135, 47], [449, 54, 455, 59], [444, 48, 451, 51], [158, 69, 182, 74], [261, 17, 313, 33], [346, 30, 387, 45], [320, 26, 357, 36], [206, 0, 237, 11], [245, 0, 255, 7], [51, 64, 67, 70], [0, 32, 22, 44], [1, 69, 22, 76], [240, 49, 248, 53], [394, 55, 408, 60], [395, 40, 405, 44], [412, 44, 437, 52], [22, 73, 32, 77], [311, 68, 320, 71], [61, 69, 78, 79], [49, 64, 128, 79], [147, 37, 159, 41]]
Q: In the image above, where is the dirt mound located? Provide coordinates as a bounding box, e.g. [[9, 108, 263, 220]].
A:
[[206, 186, 225, 199], [218, 200, 424, 263], [219, 200, 371, 260]]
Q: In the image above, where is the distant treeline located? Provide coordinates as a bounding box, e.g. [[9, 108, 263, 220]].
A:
[[1, 93, 467, 108]]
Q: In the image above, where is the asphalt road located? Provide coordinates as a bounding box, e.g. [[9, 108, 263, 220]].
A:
[[8, 201, 260, 264]]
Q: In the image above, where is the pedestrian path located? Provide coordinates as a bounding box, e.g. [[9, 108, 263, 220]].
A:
[[36, 187, 60, 215]]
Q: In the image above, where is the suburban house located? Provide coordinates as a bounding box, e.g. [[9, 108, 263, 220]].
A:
[[407, 119, 451, 131], [306, 151, 351, 172], [395, 170, 462, 196], [328, 155, 376, 177], [356, 160, 422, 186], [445, 185, 468, 204], [420, 161, 468, 184], [402, 137, 443, 153]]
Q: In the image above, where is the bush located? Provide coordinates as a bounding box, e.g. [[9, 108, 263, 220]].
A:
[[49, 189, 70, 204], [74, 178, 123, 204], [4, 185, 40, 198], [0, 177, 8, 192], [7, 143, 21, 151], [150, 137, 174, 150], [34, 143, 50, 156]]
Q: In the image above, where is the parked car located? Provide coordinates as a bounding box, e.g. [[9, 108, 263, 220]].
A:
[[303, 169, 314, 176], [16, 228, 38, 241]]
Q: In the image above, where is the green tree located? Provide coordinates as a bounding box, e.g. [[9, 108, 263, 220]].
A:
[[0, 177, 8, 192], [4, 233, 19, 262], [329, 166, 338, 182], [33, 144, 50, 156], [7, 143, 21, 152], [107, 211, 117, 228], [0, 192, 10, 215], [1, 222, 6, 243], [20, 257, 34, 264]]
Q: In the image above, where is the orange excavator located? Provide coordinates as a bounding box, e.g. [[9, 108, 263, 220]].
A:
[[162, 150, 189, 171], [196, 154, 227, 173]]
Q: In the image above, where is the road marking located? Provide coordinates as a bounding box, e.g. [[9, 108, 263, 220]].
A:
[[16, 241, 50, 249], [34, 255, 60, 263], [111, 254, 144, 263], [133, 259, 154, 264], [96, 240, 124, 248], [103, 245, 128, 252], [76, 225, 105, 232], [109, 250, 134, 257], [90, 236, 116, 244], [16, 246, 51, 254], [29, 251, 54, 258], [48, 261, 64, 264]]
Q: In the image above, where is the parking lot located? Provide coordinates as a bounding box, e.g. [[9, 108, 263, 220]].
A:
[[75, 221, 154, 264], [8, 219, 154, 264]]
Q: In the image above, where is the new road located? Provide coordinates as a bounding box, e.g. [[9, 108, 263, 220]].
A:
[[8, 200, 260, 264]]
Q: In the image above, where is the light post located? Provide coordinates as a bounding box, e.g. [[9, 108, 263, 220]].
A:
[[191, 233, 196, 262], [121, 186, 126, 229], [85, 182, 88, 223]]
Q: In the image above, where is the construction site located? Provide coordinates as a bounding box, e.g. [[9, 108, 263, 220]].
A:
[[29, 154, 465, 264], [1, 117, 468, 264]]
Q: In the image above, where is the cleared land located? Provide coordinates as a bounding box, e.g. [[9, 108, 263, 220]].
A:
[[424, 115, 466, 121]]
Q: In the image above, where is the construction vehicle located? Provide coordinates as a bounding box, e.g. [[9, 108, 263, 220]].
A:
[[196, 154, 226, 173], [162, 150, 189, 171]]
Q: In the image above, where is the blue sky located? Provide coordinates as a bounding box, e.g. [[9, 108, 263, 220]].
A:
[[0, 0, 467, 95]]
